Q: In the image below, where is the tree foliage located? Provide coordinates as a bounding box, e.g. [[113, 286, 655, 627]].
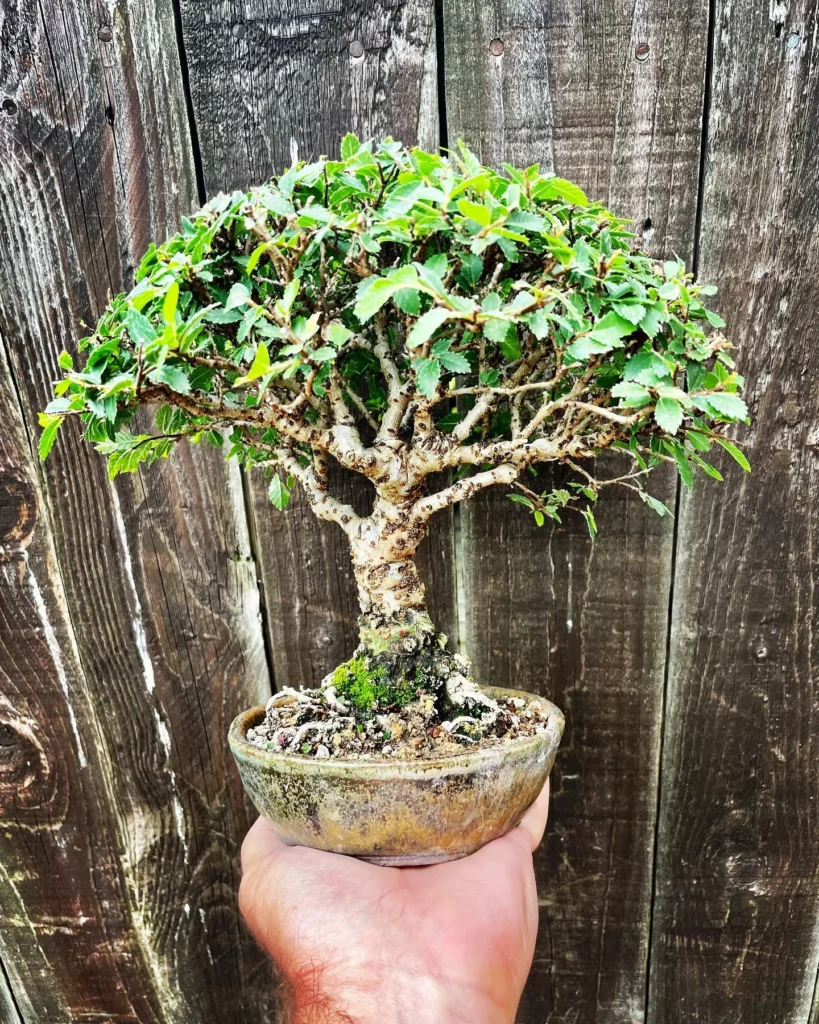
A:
[[41, 136, 749, 537]]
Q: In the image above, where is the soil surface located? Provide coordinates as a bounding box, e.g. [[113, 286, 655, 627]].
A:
[[245, 686, 554, 761]]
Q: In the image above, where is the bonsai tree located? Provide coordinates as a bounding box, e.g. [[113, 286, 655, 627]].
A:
[[41, 137, 748, 752]]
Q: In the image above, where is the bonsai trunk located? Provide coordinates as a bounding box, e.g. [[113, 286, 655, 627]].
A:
[[324, 493, 472, 714], [349, 494, 437, 654]]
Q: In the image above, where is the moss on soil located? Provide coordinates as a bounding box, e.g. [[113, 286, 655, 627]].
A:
[[331, 656, 419, 713]]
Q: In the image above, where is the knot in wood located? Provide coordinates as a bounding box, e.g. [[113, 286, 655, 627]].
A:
[[0, 473, 38, 555], [0, 714, 59, 822]]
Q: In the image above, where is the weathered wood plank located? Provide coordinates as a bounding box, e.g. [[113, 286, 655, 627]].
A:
[[178, 0, 457, 687], [0, 1, 273, 1020], [648, 3, 819, 1021], [0, 344, 168, 1024], [442, 1, 708, 1019]]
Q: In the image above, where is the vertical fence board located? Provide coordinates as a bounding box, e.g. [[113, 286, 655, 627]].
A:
[[0, 2, 273, 1021], [0, 345, 171, 1024], [177, 0, 457, 687], [648, 3, 819, 1021], [442, 1, 708, 1019]]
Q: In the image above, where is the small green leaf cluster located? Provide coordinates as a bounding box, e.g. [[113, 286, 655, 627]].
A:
[[40, 135, 748, 532]]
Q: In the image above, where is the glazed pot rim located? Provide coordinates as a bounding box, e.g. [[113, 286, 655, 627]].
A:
[[229, 685, 564, 776]]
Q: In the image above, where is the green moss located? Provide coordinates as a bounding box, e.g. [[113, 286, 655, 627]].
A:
[[331, 656, 419, 713]]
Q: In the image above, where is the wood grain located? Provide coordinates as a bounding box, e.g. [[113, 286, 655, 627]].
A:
[[0, 1, 273, 1020], [178, 0, 457, 687], [442, 1, 708, 1019], [648, 3, 819, 1021]]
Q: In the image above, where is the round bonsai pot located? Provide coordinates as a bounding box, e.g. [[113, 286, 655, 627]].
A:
[[229, 686, 564, 866]]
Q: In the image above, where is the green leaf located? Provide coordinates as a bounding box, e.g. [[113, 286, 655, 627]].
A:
[[126, 307, 158, 345], [500, 327, 521, 361], [341, 132, 361, 160], [691, 453, 724, 481], [58, 350, 74, 370], [458, 252, 483, 286], [327, 322, 353, 347], [245, 243, 268, 275], [538, 177, 589, 206], [268, 473, 292, 510], [38, 414, 63, 459], [581, 507, 597, 539], [483, 318, 511, 345], [566, 336, 610, 361], [457, 198, 493, 227], [611, 381, 651, 407], [671, 445, 694, 488], [162, 282, 180, 323], [716, 437, 751, 472], [657, 281, 680, 301], [147, 365, 191, 394], [612, 302, 646, 325], [654, 397, 683, 435], [638, 305, 668, 339], [406, 307, 452, 349], [705, 309, 726, 328], [693, 392, 748, 420], [227, 282, 252, 309], [438, 350, 471, 373], [278, 279, 300, 318], [685, 430, 711, 452], [235, 342, 271, 385], [639, 491, 673, 518], [354, 277, 397, 322], [587, 311, 637, 346], [413, 357, 441, 398], [393, 288, 421, 315]]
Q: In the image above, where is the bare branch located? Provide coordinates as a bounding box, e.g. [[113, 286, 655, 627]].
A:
[[565, 402, 650, 425], [412, 463, 520, 523], [373, 311, 409, 444], [273, 445, 362, 536], [345, 385, 379, 431], [139, 384, 330, 448]]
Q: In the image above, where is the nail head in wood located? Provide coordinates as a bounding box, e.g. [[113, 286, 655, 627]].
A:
[[489, 38, 504, 56], [635, 42, 650, 61], [349, 39, 364, 58], [98, 24, 113, 42], [232, 23, 247, 39]]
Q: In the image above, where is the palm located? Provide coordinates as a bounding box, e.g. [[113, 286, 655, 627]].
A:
[[239, 784, 550, 1024]]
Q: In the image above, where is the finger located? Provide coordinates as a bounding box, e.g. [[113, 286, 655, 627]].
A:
[[241, 815, 288, 875], [515, 779, 551, 852]]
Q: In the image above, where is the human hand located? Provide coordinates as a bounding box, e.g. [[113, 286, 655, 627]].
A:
[[239, 781, 549, 1024]]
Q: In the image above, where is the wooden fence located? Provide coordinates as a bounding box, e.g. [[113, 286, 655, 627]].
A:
[[0, 0, 817, 1020]]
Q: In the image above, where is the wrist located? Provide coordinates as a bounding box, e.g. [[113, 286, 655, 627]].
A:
[[282, 962, 515, 1024]]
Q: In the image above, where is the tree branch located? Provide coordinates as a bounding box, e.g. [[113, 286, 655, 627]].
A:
[[273, 444, 362, 536], [412, 463, 520, 523]]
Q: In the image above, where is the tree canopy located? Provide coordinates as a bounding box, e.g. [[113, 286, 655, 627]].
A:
[[41, 136, 749, 538]]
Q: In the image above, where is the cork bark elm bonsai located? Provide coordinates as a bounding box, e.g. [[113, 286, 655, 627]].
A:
[[41, 137, 748, 861]]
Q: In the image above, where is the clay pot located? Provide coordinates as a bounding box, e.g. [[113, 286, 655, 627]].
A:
[[229, 686, 564, 866]]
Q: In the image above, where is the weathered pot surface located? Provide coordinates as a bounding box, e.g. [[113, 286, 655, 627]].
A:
[[229, 686, 564, 866]]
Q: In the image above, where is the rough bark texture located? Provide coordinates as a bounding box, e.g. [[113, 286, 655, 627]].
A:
[[443, 1, 708, 1019]]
